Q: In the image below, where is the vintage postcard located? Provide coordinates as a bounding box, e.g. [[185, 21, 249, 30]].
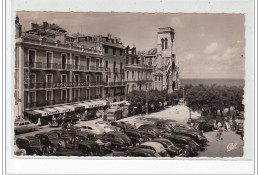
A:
[[13, 12, 245, 158]]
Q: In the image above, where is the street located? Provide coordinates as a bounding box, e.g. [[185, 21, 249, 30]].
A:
[[15, 105, 244, 157]]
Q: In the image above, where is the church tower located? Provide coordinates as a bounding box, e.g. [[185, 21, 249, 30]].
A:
[[156, 27, 179, 92]]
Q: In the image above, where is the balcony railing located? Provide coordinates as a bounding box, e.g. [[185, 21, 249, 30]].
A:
[[58, 64, 73, 70], [24, 62, 42, 69], [104, 82, 126, 86], [42, 63, 59, 69], [25, 100, 56, 108]]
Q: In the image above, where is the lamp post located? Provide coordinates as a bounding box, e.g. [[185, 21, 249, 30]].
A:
[[182, 87, 185, 106]]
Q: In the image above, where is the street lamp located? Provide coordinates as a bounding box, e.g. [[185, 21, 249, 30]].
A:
[[182, 87, 185, 106]]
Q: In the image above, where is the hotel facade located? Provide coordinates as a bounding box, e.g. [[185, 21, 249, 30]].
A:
[[14, 17, 179, 120]]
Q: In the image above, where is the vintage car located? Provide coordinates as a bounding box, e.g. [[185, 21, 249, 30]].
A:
[[152, 138, 183, 157], [51, 149, 85, 156], [163, 134, 199, 157], [75, 123, 105, 135], [66, 126, 82, 135], [95, 121, 117, 133], [106, 108, 123, 121], [139, 142, 169, 157], [16, 136, 46, 155], [127, 148, 161, 157], [35, 132, 67, 150], [95, 131, 132, 151], [14, 120, 38, 135], [50, 129, 75, 144], [137, 124, 162, 138], [76, 140, 106, 156], [173, 122, 203, 134], [153, 120, 175, 134], [193, 120, 215, 132], [125, 129, 159, 145], [173, 130, 207, 147], [110, 121, 135, 132]]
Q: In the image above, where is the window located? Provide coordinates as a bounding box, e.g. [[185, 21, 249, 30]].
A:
[[131, 57, 134, 64], [61, 90, 67, 100], [120, 50, 123, 56], [74, 55, 79, 68], [113, 61, 116, 72], [61, 54, 67, 69], [120, 62, 123, 72], [161, 38, 164, 50], [74, 74, 80, 82], [28, 50, 36, 63], [46, 90, 53, 104], [113, 48, 116, 55], [29, 91, 36, 103], [165, 38, 168, 49], [86, 58, 90, 68], [105, 61, 108, 68], [86, 75, 90, 85], [61, 74, 67, 83], [104, 46, 108, 54], [126, 57, 129, 64], [46, 52, 52, 68], [132, 71, 134, 80], [127, 71, 129, 80], [46, 74, 53, 88]]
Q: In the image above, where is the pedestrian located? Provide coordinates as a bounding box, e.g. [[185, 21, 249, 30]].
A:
[[216, 126, 224, 141]]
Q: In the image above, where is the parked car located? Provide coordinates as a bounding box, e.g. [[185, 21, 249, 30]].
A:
[[193, 120, 215, 132], [139, 142, 169, 157], [127, 148, 161, 157], [16, 136, 46, 155], [153, 120, 175, 133], [173, 122, 203, 134], [50, 129, 75, 145], [137, 124, 162, 138], [152, 138, 183, 157], [95, 131, 132, 151], [106, 109, 123, 121], [14, 120, 38, 135], [76, 140, 106, 156], [173, 130, 207, 147], [163, 134, 199, 157], [96, 109, 104, 118], [76, 123, 105, 136], [35, 132, 67, 151], [95, 121, 116, 133], [125, 130, 145, 146], [111, 121, 135, 132]]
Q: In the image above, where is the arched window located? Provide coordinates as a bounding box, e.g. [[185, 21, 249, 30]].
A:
[[161, 38, 164, 50], [165, 38, 168, 49]]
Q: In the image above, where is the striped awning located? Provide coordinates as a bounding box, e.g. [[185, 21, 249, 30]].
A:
[[53, 106, 70, 113], [34, 109, 50, 117], [62, 105, 75, 111], [44, 108, 59, 115], [25, 110, 41, 116]]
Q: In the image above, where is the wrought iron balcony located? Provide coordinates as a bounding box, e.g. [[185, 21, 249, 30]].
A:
[[42, 63, 59, 69], [24, 62, 42, 69]]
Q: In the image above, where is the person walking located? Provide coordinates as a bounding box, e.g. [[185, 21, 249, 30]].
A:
[[216, 124, 224, 141]]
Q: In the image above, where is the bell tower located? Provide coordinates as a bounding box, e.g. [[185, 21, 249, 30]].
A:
[[156, 27, 179, 92]]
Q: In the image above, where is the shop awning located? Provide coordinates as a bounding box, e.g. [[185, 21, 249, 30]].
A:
[[34, 109, 50, 117], [25, 110, 41, 116], [81, 101, 95, 108], [91, 101, 104, 107], [44, 108, 59, 115], [73, 104, 85, 111], [77, 102, 92, 109], [62, 105, 75, 111], [53, 106, 70, 113]]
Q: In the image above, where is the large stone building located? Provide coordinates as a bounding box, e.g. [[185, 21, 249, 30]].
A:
[[141, 27, 180, 92], [14, 17, 179, 120]]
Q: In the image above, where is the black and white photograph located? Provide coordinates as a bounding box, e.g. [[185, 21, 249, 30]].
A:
[[13, 12, 247, 158]]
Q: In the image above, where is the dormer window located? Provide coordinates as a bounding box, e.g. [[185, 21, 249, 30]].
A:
[[113, 48, 116, 55]]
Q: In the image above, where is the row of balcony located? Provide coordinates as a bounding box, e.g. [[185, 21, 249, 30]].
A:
[[125, 63, 154, 69], [25, 93, 125, 108], [24, 62, 124, 73], [24, 81, 127, 89]]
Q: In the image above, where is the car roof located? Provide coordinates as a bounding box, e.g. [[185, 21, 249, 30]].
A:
[[141, 142, 165, 152]]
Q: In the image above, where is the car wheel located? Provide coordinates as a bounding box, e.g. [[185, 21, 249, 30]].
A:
[[181, 149, 190, 157]]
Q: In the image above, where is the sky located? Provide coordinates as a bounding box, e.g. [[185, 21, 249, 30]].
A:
[[16, 12, 245, 79]]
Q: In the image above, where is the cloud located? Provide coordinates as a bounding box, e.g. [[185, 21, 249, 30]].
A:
[[204, 42, 221, 54]]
